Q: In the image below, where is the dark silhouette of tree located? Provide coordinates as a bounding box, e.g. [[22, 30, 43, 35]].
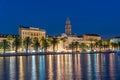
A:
[[97, 40, 103, 51], [32, 37, 40, 52], [79, 43, 88, 52], [13, 37, 22, 53], [41, 37, 49, 52], [49, 37, 59, 52], [23, 37, 32, 53], [118, 42, 120, 50], [74, 41, 79, 52], [61, 37, 67, 49], [2, 40, 9, 53], [69, 42, 75, 53], [89, 38, 94, 51], [102, 40, 110, 50], [7, 35, 14, 51], [110, 42, 118, 50]]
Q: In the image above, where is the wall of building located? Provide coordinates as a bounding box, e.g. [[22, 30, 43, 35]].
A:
[[83, 35, 101, 41], [19, 27, 46, 41]]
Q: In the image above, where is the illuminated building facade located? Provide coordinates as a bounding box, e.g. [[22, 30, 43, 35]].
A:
[[83, 34, 101, 41], [0, 34, 19, 42], [19, 26, 46, 41], [110, 36, 120, 43]]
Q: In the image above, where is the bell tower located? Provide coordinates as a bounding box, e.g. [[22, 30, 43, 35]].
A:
[[65, 18, 72, 35]]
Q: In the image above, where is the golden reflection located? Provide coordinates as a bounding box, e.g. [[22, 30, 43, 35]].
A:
[[94, 54, 101, 79], [31, 56, 36, 80], [96, 54, 101, 79], [9, 57, 16, 80], [60, 55, 65, 80], [56, 55, 62, 80], [87, 54, 92, 80], [0, 53, 119, 80], [0, 57, 3, 78], [109, 53, 115, 80], [77, 54, 81, 79], [74, 54, 81, 79], [19, 56, 24, 80], [48, 55, 53, 80], [64, 54, 73, 80]]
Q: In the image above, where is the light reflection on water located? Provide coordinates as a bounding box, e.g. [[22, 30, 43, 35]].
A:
[[0, 53, 120, 80]]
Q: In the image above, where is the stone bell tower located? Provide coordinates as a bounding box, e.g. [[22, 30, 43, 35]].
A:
[[65, 18, 72, 35]]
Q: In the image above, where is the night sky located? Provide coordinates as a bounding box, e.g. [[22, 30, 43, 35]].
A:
[[0, 0, 120, 38]]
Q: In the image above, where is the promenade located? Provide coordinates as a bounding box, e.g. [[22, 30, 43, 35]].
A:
[[0, 52, 74, 57], [0, 51, 116, 57]]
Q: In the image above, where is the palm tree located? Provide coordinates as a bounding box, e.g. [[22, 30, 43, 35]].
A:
[[110, 42, 118, 50], [0, 42, 3, 50], [2, 40, 9, 53], [69, 42, 75, 53], [49, 37, 59, 52], [41, 37, 49, 52], [13, 37, 22, 53], [32, 37, 40, 52], [115, 42, 119, 50], [79, 43, 88, 52], [117, 42, 120, 50], [102, 40, 110, 50], [23, 37, 32, 53], [61, 37, 67, 49], [94, 39, 98, 48], [106, 40, 110, 49], [7, 35, 13, 51], [97, 40, 103, 51], [89, 38, 94, 51], [74, 41, 79, 52], [102, 40, 107, 50]]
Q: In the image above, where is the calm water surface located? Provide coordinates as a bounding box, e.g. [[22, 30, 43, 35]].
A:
[[0, 53, 120, 80]]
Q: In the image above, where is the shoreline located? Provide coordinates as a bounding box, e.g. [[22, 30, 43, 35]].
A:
[[0, 51, 116, 57]]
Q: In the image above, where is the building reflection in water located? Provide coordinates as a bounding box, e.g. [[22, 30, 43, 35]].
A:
[[1, 53, 120, 80], [9, 57, 16, 80], [96, 54, 101, 79], [19, 56, 24, 80], [87, 54, 92, 80], [56, 55, 59, 79], [56, 55, 61, 80], [109, 53, 115, 80], [31, 56, 36, 80], [39, 56, 45, 80], [64, 54, 73, 80], [47, 55, 53, 80], [73, 54, 81, 80], [0, 57, 5, 80]]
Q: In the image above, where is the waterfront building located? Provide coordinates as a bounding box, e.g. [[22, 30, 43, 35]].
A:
[[19, 26, 46, 52], [83, 34, 101, 41], [19, 26, 46, 41], [47, 18, 102, 52], [81, 34, 101, 51], [110, 36, 120, 50], [47, 18, 83, 52], [110, 36, 120, 43], [0, 34, 19, 52], [0, 34, 19, 42], [0, 34, 7, 42]]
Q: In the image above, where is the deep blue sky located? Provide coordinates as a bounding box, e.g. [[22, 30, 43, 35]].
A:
[[0, 0, 120, 38]]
